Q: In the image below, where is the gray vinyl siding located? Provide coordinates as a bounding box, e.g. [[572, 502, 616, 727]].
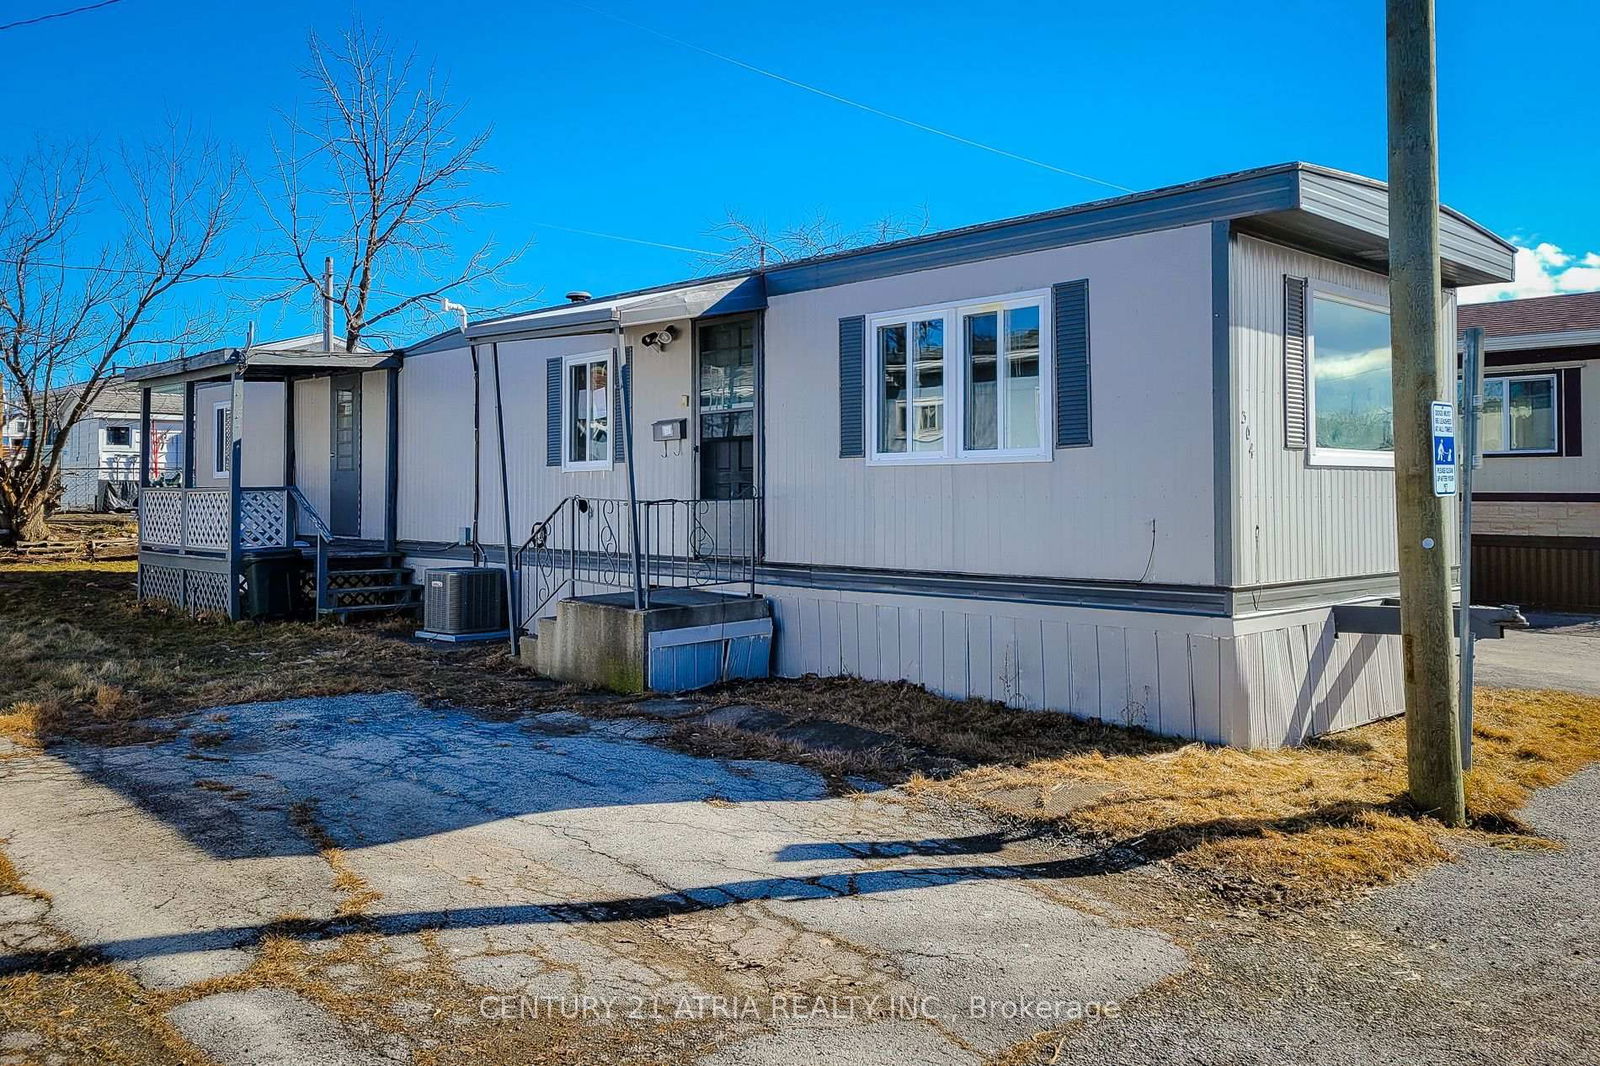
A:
[[764, 223, 1217, 585], [1228, 233, 1458, 587], [397, 351, 474, 544], [395, 324, 694, 550], [762, 587, 1403, 747], [359, 370, 389, 540], [292, 378, 332, 524], [193, 381, 284, 490]]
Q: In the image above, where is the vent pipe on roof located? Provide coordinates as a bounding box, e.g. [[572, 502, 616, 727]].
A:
[[565, 290, 592, 303]]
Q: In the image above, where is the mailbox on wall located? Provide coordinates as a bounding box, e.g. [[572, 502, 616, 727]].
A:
[[651, 418, 687, 443]]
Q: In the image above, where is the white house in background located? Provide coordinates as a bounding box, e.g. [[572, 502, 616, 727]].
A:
[[127, 162, 1515, 748], [52, 376, 185, 511], [1459, 291, 1600, 609]]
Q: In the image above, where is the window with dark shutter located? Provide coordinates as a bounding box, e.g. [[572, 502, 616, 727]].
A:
[[614, 351, 630, 466], [545, 356, 562, 467], [1283, 275, 1309, 450], [1052, 279, 1090, 448], [839, 315, 865, 458]]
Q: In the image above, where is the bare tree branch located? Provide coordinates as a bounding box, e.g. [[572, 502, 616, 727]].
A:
[[698, 205, 932, 274], [0, 130, 240, 542], [257, 22, 527, 350]]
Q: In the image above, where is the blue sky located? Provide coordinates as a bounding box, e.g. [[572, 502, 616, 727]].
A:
[[2, 0, 1596, 348]]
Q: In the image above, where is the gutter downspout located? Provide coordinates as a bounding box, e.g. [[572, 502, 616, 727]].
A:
[[488, 340, 519, 657], [616, 322, 644, 610]]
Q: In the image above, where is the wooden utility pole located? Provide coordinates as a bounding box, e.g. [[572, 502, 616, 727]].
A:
[[1387, 0, 1466, 825]]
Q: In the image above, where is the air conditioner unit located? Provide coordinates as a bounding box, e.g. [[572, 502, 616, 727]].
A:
[[422, 567, 506, 635]]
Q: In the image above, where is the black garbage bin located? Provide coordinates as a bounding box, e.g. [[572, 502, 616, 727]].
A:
[[242, 549, 307, 620]]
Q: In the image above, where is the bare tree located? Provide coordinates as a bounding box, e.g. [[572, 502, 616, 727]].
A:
[[0, 133, 239, 544], [699, 206, 931, 273], [260, 24, 522, 350]]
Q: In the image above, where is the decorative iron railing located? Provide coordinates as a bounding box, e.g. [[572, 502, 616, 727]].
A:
[[512, 494, 760, 633]]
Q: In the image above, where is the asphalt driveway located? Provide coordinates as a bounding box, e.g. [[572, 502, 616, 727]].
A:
[[0, 694, 1182, 1065]]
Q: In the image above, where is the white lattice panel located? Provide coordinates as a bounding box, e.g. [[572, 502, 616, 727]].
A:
[[186, 571, 231, 616], [140, 564, 184, 609], [183, 490, 231, 550], [140, 490, 184, 547], [239, 489, 289, 550]]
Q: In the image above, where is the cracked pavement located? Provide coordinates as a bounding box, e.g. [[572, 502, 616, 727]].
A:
[[0, 693, 1185, 1064]]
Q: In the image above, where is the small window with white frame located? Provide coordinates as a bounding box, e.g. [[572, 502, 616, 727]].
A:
[[105, 425, 132, 447], [1307, 283, 1394, 466], [867, 288, 1051, 465], [212, 402, 231, 478], [1480, 373, 1558, 455], [564, 350, 612, 471]]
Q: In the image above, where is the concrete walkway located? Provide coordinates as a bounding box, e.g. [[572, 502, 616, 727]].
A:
[[0, 694, 1184, 1065]]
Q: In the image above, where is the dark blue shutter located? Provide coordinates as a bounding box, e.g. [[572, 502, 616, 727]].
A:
[[613, 349, 630, 466], [839, 315, 865, 458], [1283, 276, 1309, 449], [546, 356, 562, 467], [1053, 280, 1091, 448]]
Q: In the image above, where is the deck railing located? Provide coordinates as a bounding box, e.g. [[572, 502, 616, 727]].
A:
[[513, 494, 760, 632], [138, 486, 297, 553]]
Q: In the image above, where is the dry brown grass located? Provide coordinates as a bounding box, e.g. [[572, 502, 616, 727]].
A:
[[909, 687, 1600, 905], [0, 561, 598, 748]]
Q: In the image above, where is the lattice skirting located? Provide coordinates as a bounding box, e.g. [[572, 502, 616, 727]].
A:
[[140, 564, 233, 618]]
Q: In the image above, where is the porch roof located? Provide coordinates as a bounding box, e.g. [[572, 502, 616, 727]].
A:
[[463, 274, 766, 344], [126, 336, 397, 386]]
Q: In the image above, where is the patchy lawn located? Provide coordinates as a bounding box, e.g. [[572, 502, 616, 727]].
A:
[[706, 677, 1600, 907], [0, 558, 592, 748], [6, 556, 1600, 910]]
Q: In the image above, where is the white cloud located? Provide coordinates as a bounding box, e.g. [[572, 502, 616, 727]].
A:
[[1459, 240, 1600, 303]]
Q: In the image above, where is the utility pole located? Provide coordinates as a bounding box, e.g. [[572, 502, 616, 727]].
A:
[[1387, 0, 1466, 826], [322, 256, 335, 353]]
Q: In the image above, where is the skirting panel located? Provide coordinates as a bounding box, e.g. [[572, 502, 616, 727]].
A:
[[759, 586, 1404, 748], [138, 563, 233, 618]]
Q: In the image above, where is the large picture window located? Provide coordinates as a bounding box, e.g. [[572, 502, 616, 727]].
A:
[[564, 351, 611, 471], [1480, 374, 1558, 455], [867, 289, 1050, 465], [1308, 285, 1393, 466]]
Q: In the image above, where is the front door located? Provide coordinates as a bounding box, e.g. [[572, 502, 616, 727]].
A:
[[697, 316, 756, 500], [329, 374, 362, 537]]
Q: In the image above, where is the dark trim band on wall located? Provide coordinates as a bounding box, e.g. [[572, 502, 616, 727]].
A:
[[1473, 533, 1600, 550], [1484, 345, 1600, 367], [1473, 491, 1600, 502]]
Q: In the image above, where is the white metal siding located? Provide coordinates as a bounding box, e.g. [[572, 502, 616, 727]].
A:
[[293, 378, 331, 523], [762, 586, 1401, 747], [190, 381, 284, 489], [762, 224, 1216, 585], [360, 371, 389, 540], [399, 324, 699, 549], [1229, 234, 1458, 587]]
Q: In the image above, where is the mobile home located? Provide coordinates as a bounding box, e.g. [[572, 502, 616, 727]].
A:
[[1460, 291, 1600, 609], [128, 162, 1515, 747]]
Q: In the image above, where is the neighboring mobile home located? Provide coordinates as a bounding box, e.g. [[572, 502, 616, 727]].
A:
[[1460, 291, 1600, 609], [128, 162, 1515, 747], [54, 376, 184, 511]]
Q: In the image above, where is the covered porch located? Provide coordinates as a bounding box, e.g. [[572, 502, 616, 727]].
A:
[[128, 338, 410, 621]]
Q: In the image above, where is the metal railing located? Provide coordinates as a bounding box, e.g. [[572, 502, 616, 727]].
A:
[[513, 493, 760, 632]]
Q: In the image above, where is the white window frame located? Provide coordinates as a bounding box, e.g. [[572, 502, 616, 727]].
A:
[[1306, 281, 1395, 469], [104, 424, 132, 449], [211, 401, 231, 479], [1482, 373, 1560, 456], [865, 287, 1053, 467], [562, 349, 614, 473]]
